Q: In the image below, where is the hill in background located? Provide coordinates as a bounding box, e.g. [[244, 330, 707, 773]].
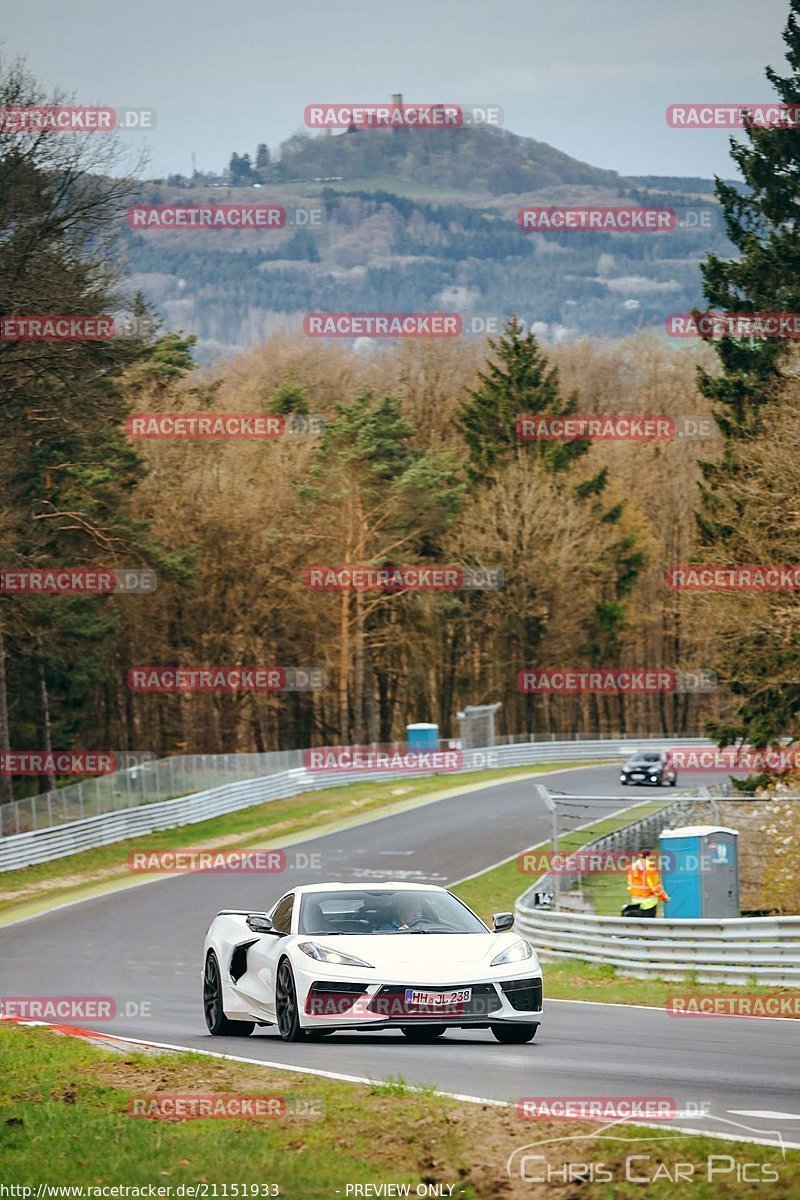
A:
[[127, 120, 737, 363]]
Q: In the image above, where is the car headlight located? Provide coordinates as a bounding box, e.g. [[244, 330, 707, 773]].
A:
[[297, 941, 374, 968], [491, 939, 535, 967]]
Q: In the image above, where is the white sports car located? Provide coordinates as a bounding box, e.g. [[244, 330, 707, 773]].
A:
[[202, 882, 542, 1044]]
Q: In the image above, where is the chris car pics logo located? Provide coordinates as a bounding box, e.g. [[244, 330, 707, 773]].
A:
[[506, 1116, 784, 1185]]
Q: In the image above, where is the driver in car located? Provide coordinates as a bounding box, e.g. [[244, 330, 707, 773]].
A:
[[378, 896, 427, 930]]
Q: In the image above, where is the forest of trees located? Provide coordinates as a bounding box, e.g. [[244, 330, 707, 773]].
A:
[[5, 0, 800, 803], [2, 309, 727, 779]]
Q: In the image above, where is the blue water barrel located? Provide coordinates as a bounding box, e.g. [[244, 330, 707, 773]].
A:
[[406, 723, 439, 750]]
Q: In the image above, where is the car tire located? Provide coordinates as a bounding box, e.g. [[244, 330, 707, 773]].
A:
[[620, 779, 628, 786], [670, 779, 677, 787], [400, 1025, 448, 1041], [276, 959, 307, 1042], [490, 1022, 539, 1044], [203, 951, 255, 1037]]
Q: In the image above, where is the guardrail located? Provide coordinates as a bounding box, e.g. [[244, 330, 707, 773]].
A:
[[0, 736, 716, 872], [514, 905, 800, 986]]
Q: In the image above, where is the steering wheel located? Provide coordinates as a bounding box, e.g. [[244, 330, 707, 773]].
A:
[[400, 916, 428, 929]]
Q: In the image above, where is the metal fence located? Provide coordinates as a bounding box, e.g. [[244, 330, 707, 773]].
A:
[[0, 770, 313, 872], [0, 735, 713, 838], [514, 905, 800, 986], [0, 750, 307, 837], [521, 786, 707, 912], [493, 731, 702, 746], [0, 737, 716, 871]]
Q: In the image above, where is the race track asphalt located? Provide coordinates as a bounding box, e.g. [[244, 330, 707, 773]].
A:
[[1, 763, 798, 1151]]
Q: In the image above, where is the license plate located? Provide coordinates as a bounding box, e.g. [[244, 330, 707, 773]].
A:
[[632, 773, 645, 780], [404, 987, 472, 1007]]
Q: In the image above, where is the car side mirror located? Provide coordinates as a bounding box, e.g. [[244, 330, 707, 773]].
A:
[[246, 913, 273, 934], [493, 912, 514, 932]]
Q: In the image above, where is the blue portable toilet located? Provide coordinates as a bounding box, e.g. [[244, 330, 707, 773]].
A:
[[658, 825, 739, 919], [406, 722, 439, 750]]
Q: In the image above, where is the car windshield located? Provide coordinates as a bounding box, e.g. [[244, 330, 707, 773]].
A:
[[298, 889, 487, 935], [628, 754, 661, 764]]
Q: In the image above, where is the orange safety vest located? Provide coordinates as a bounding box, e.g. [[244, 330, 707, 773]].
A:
[[626, 856, 668, 907]]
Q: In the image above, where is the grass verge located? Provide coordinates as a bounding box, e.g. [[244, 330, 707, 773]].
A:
[[0, 764, 585, 921], [0, 1023, 795, 1199], [452, 798, 667, 919]]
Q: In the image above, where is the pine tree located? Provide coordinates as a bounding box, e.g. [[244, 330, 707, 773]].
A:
[[0, 60, 180, 796], [457, 317, 588, 485], [699, 1, 800, 443], [457, 318, 646, 734], [694, 1, 800, 745]]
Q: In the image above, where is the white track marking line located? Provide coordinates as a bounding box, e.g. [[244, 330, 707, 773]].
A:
[[729, 1110, 800, 1120]]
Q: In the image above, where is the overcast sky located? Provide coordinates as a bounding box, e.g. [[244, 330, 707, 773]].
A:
[[2, 0, 793, 180]]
